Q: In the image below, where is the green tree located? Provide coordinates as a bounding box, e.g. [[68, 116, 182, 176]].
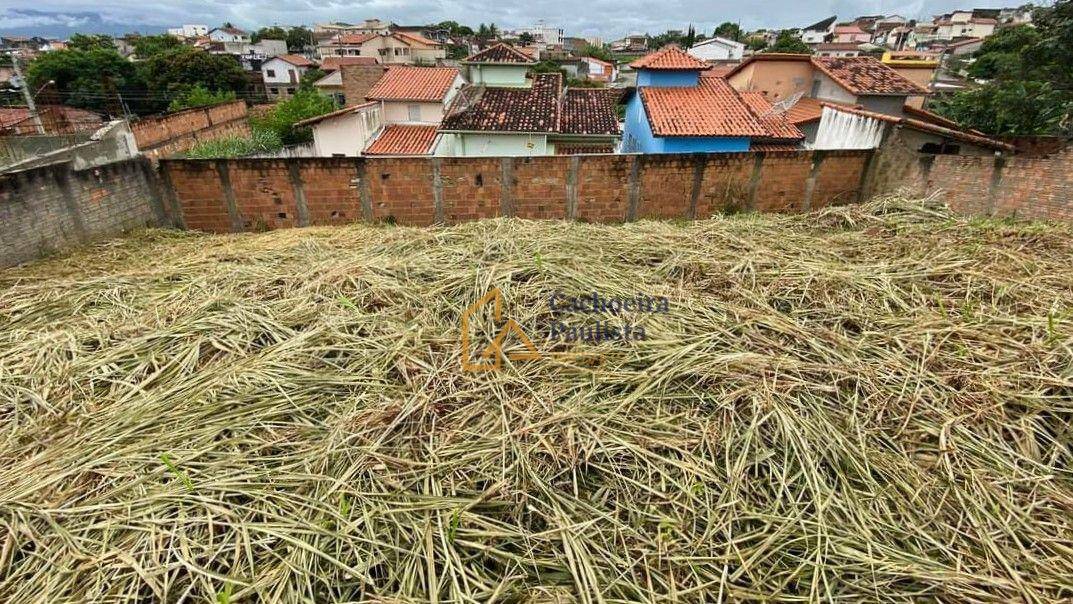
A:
[[763, 31, 811, 54], [581, 44, 613, 62], [519, 32, 534, 45], [67, 34, 115, 51], [166, 85, 237, 112], [684, 24, 696, 49], [251, 90, 335, 145], [138, 47, 247, 101], [935, 0, 1073, 134], [714, 22, 743, 42], [252, 26, 288, 43], [131, 34, 183, 59], [746, 37, 769, 52], [298, 68, 326, 92], [25, 45, 146, 114], [286, 27, 314, 51]]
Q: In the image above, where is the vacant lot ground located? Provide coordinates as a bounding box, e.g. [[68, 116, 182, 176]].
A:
[[1, 197, 1072, 602]]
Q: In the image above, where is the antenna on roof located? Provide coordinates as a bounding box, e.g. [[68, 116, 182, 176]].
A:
[[764, 91, 804, 116]]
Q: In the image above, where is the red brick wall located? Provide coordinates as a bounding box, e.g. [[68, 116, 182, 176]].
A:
[[160, 150, 877, 233], [132, 101, 250, 159]]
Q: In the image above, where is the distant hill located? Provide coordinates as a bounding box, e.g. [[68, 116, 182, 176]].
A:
[[1, 9, 166, 39]]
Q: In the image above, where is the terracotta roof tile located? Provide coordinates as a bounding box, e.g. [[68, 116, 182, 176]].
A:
[[821, 103, 1014, 151], [364, 124, 439, 155], [320, 56, 379, 71], [783, 97, 859, 124], [738, 92, 806, 141], [393, 31, 441, 47], [442, 73, 562, 132], [366, 66, 460, 102], [335, 33, 377, 45], [560, 88, 621, 135], [812, 56, 929, 95], [463, 43, 535, 64], [700, 64, 735, 78], [630, 46, 708, 70], [639, 78, 767, 137], [274, 54, 315, 67]]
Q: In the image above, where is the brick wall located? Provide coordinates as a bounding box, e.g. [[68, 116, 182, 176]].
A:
[[131, 101, 251, 159], [341, 65, 389, 105], [0, 158, 165, 267], [160, 150, 876, 233], [872, 133, 1073, 222]]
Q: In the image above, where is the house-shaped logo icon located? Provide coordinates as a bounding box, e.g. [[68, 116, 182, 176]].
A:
[[460, 288, 541, 372]]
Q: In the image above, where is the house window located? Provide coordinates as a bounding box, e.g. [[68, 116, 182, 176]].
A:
[[407, 105, 421, 121], [266, 69, 276, 77], [810, 79, 821, 97], [286, 88, 296, 94]]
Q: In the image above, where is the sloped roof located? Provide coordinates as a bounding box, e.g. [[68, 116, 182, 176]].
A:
[[560, 89, 621, 135], [804, 16, 838, 31], [293, 102, 378, 128], [463, 43, 535, 64], [442, 73, 562, 132], [822, 103, 1014, 151], [272, 54, 315, 67], [630, 46, 708, 70], [364, 124, 439, 155], [366, 66, 460, 102], [441, 74, 621, 136], [638, 78, 768, 137], [811, 56, 930, 95], [393, 31, 442, 47], [738, 92, 806, 141], [334, 33, 377, 45]]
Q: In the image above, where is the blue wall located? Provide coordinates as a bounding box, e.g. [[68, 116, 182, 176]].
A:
[[622, 91, 751, 154], [636, 69, 700, 87]]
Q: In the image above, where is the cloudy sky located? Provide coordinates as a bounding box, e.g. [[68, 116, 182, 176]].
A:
[[0, 0, 1021, 39]]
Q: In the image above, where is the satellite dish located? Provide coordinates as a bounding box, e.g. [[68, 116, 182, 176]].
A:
[[764, 91, 804, 117]]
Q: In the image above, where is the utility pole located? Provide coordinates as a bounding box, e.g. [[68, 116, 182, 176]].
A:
[[11, 52, 45, 135]]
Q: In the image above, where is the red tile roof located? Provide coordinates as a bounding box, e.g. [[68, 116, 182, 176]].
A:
[[782, 97, 860, 124], [700, 64, 735, 78], [738, 92, 806, 141], [366, 66, 460, 102], [364, 124, 439, 155], [822, 103, 1014, 151], [442, 73, 562, 132], [812, 56, 929, 95], [335, 33, 377, 45], [441, 74, 621, 137], [560, 88, 621, 135], [639, 78, 767, 137], [463, 43, 535, 64], [273, 54, 315, 67], [393, 31, 442, 47], [630, 46, 708, 70], [320, 56, 379, 71]]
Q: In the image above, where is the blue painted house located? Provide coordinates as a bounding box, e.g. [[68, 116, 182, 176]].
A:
[[622, 46, 778, 154]]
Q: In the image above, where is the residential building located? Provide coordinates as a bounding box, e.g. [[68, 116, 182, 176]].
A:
[[881, 51, 939, 108], [211, 39, 288, 71], [339, 63, 390, 105], [907, 24, 940, 48], [315, 56, 382, 101], [610, 34, 649, 53], [998, 6, 1033, 26], [725, 53, 929, 118], [261, 54, 315, 99], [313, 70, 346, 104], [462, 43, 535, 87], [833, 24, 872, 44], [814, 103, 1011, 154], [580, 56, 617, 83], [935, 17, 997, 40], [737, 92, 808, 150], [438, 73, 622, 156], [317, 32, 445, 65], [800, 16, 837, 45], [943, 37, 985, 57], [511, 21, 565, 48], [621, 47, 780, 154], [294, 102, 384, 157], [687, 36, 745, 61], [365, 66, 465, 125], [364, 124, 440, 156], [815, 43, 863, 58], [208, 27, 250, 44], [167, 24, 209, 38]]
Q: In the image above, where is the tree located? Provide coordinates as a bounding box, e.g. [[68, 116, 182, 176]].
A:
[[581, 44, 613, 62], [684, 24, 696, 49], [251, 89, 336, 144], [286, 27, 313, 52], [745, 37, 769, 52], [25, 45, 146, 114], [934, 0, 1073, 135], [713, 22, 744, 42], [252, 26, 288, 43], [167, 85, 236, 112], [67, 34, 115, 51], [131, 34, 183, 59], [763, 31, 811, 54], [298, 68, 326, 92], [138, 46, 247, 105], [519, 32, 534, 45]]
